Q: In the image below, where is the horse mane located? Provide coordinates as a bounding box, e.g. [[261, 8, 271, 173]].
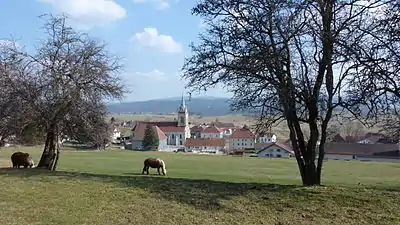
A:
[[157, 158, 167, 175]]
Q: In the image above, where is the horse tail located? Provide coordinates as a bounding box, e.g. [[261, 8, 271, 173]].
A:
[[159, 159, 167, 175]]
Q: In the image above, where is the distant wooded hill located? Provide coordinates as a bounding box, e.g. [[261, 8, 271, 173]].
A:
[[106, 96, 365, 117], [107, 97, 237, 116]]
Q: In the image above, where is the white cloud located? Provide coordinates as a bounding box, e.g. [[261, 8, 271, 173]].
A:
[[38, 0, 127, 29], [134, 69, 166, 81], [131, 28, 183, 54], [132, 0, 178, 10]]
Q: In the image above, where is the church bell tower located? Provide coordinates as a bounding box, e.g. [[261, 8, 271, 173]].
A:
[[177, 94, 188, 127]]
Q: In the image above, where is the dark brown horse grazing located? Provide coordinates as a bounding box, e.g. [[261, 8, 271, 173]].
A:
[[142, 158, 167, 176]]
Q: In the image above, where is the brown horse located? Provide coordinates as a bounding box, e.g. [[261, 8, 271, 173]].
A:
[[142, 158, 167, 176], [11, 152, 35, 168]]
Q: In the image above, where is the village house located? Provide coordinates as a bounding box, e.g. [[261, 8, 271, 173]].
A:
[[201, 125, 224, 138], [229, 125, 256, 150], [190, 125, 205, 139], [129, 122, 168, 150], [255, 142, 294, 158], [331, 132, 396, 144], [210, 121, 235, 136], [324, 142, 400, 162], [184, 138, 227, 154], [111, 128, 121, 143], [258, 133, 277, 143]]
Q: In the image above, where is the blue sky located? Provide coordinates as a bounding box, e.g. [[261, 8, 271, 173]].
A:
[[0, 0, 233, 102]]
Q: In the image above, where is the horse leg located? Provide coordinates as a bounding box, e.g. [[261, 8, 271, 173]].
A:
[[142, 165, 147, 175], [157, 167, 161, 175]]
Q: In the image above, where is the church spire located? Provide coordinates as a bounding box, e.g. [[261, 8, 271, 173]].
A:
[[179, 93, 186, 111]]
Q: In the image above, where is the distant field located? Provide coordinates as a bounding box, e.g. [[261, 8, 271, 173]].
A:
[[0, 146, 398, 225]]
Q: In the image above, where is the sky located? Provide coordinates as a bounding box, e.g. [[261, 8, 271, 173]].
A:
[[0, 0, 233, 102]]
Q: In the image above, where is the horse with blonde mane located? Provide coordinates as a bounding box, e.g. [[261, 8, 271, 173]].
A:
[[142, 158, 167, 176]]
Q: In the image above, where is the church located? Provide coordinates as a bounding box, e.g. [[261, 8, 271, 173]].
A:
[[130, 95, 191, 151]]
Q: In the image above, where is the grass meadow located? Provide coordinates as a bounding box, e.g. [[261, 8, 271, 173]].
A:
[[0, 145, 399, 225]]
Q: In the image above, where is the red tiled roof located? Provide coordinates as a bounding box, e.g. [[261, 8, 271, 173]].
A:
[[132, 122, 167, 140], [159, 126, 185, 133], [133, 120, 184, 133], [154, 126, 168, 140], [135, 120, 178, 127], [256, 142, 294, 154], [203, 126, 223, 133], [184, 138, 226, 147], [230, 127, 255, 138], [325, 143, 398, 156]]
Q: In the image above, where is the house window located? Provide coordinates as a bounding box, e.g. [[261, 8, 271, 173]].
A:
[[180, 134, 182, 139], [276, 149, 281, 152], [276, 154, 282, 158], [172, 134, 175, 139]]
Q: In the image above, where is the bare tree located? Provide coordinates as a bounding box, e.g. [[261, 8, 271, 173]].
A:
[[182, 0, 398, 185], [0, 40, 41, 146], [5, 14, 126, 170], [364, 1, 400, 141]]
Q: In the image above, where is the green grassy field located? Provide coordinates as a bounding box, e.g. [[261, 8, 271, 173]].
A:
[[0, 146, 399, 225]]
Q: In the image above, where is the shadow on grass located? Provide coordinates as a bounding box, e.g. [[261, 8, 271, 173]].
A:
[[0, 167, 300, 211], [0, 167, 398, 212]]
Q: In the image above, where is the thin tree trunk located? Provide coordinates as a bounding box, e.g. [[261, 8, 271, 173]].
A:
[[37, 132, 52, 167], [37, 130, 57, 170], [50, 134, 61, 171]]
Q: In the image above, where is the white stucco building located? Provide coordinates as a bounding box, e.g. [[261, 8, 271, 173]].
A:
[[256, 142, 294, 158], [229, 126, 256, 150]]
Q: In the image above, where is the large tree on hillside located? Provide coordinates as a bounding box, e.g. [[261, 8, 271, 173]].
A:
[[4, 14, 126, 170], [182, 0, 399, 186]]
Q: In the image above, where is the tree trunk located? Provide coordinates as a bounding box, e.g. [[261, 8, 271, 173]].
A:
[[50, 134, 61, 171], [287, 118, 321, 186], [37, 130, 57, 170], [300, 161, 320, 186]]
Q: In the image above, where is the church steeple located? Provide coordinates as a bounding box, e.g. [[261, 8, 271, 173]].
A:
[[178, 93, 186, 112], [177, 93, 188, 127]]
